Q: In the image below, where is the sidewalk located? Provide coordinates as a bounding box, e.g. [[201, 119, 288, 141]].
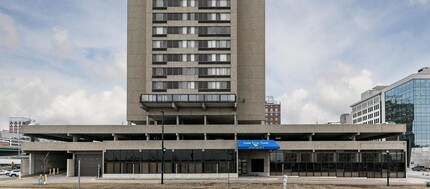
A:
[[2, 174, 428, 186]]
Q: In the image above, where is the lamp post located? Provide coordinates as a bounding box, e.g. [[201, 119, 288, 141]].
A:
[[386, 150, 390, 186], [160, 111, 165, 185]]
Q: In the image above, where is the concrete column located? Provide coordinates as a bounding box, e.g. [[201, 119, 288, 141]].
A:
[[204, 133, 207, 140], [266, 133, 270, 140], [352, 135, 356, 141], [66, 159, 75, 177], [261, 120, 265, 125], [176, 115, 180, 125], [397, 135, 400, 141], [146, 133, 150, 141], [154, 121, 158, 125], [146, 115, 149, 125], [29, 153, 35, 175], [113, 134, 118, 141], [73, 136, 78, 142], [176, 133, 179, 140], [234, 115, 237, 125], [204, 115, 207, 125], [234, 133, 237, 140], [308, 135, 312, 141]]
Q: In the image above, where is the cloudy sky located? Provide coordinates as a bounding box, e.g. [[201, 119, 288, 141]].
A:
[[0, 0, 430, 129]]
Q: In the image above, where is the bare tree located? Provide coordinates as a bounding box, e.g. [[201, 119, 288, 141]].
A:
[[39, 152, 50, 175]]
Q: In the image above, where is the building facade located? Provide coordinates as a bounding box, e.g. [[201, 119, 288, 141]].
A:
[[350, 87, 385, 125], [19, 0, 407, 179], [351, 68, 430, 147], [9, 117, 34, 134], [128, 0, 265, 125], [265, 96, 281, 124]]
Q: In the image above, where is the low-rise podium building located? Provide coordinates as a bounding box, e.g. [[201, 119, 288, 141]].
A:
[[21, 124, 407, 178]]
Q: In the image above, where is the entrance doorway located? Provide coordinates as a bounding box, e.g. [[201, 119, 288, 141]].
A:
[[238, 159, 247, 175]]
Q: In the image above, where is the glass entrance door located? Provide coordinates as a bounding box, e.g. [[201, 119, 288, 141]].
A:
[[238, 159, 247, 175]]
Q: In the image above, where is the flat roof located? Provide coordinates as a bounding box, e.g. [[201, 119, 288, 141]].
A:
[[22, 124, 405, 142]]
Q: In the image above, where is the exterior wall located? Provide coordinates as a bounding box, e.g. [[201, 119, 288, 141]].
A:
[[265, 103, 281, 124], [21, 159, 29, 176], [127, 0, 148, 123], [238, 150, 270, 176], [236, 0, 265, 123], [103, 173, 238, 179], [351, 95, 382, 124], [410, 147, 430, 168]]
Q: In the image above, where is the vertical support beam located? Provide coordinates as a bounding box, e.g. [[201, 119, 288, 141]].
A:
[[234, 133, 237, 140], [204, 133, 207, 140], [146, 115, 150, 125], [29, 153, 35, 175], [73, 136, 78, 142], [113, 134, 118, 141], [352, 135, 356, 141], [308, 135, 312, 141], [204, 115, 207, 125], [396, 135, 400, 141], [146, 133, 150, 141], [176, 115, 179, 125], [234, 115, 237, 125], [176, 133, 179, 140], [266, 133, 270, 140]]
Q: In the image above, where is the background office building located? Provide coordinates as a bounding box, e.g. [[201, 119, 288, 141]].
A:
[[350, 67, 430, 165], [265, 96, 281, 124], [19, 0, 407, 179]]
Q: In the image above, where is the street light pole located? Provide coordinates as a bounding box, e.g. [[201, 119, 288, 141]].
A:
[[160, 111, 165, 185], [386, 150, 390, 186]]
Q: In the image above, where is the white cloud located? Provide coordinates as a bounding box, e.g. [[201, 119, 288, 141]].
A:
[[275, 63, 374, 124], [51, 26, 74, 54], [0, 11, 19, 50], [0, 73, 126, 129], [409, 0, 430, 6]]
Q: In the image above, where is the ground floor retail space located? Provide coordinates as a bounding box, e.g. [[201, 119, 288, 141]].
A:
[[23, 149, 406, 179]]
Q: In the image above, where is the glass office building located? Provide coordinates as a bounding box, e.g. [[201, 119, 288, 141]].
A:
[[385, 79, 430, 147]]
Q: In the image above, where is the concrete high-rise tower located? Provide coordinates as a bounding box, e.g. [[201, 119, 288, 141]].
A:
[[127, 0, 266, 125]]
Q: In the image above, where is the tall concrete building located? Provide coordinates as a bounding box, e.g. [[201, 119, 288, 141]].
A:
[[128, 0, 265, 125], [20, 0, 407, 179]]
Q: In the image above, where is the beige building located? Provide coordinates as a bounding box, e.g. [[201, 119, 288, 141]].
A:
[[128, 0, 265, 125]]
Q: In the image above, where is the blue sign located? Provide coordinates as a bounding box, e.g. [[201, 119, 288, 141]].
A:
[[237, 140, 280, 150]]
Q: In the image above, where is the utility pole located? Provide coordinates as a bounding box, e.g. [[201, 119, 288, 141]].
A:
[[160, 111, 165, 184]]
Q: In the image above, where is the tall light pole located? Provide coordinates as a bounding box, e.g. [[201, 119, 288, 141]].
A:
[[160, 111, 165, 184], [386, 150, 390, 186]]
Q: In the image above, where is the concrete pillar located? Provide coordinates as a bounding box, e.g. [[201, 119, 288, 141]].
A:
[[113, 135, 118, 141], [308, 135, 312, 141], [397, 135, 400, 141], [261, 120, 265, 125], [146, 133, 150, 141], [73, 136, 78, 142], [146, 115, 149, 125], [176, 133, 179, 140], [176, 115, 180, 125], [204, 133, 207, 140], [204, 115, 207, 125], [352, 135, 356, 141], [266, 133, 270, 140], [234, 115, 237, 125], [66, 159, 75, 177], [234, 133, 237, 140], [29, 153, 35, 175], [155, 121, 158, 125]]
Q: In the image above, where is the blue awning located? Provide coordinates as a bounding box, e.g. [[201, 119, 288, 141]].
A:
[[237, 140, 280, 150]]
